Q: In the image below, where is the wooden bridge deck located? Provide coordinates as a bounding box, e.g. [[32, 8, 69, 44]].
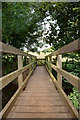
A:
[[7, 66, 73, 118]]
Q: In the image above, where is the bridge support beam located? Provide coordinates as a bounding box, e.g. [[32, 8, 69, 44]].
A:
[[18, 55, 23, 88], [57, 55, 62, 88]]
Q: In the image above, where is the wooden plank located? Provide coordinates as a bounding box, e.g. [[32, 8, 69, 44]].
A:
[[0, 65, 36, 118], [0, 61, 36, 90], [25, 89, 58, 93], [51, 63, 80, 90], [57, 55, 62, 87], [25, 88, 57, 91], [26, 85, 55, 88], [8, 113, 73, 118], [45, 65, 78, 119], [19, 96, 63, 101], [25, 82, 55, 86], [26, 86, 55, 89], [10, 106, 69, 113], [46, 38, 80, 57], [14, 100, 65, 106], [0, 42, 35, 57], [18, 55, 23, 87], [20, 92, 60, 97]]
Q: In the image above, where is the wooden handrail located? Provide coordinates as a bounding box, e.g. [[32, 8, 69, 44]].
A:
[[46, 38, 80, 57], [0, 42, 36, 57], [0, 61, 36, 90], [45, 65, 78, 119], [45, 38, 80, 90], [45, 39, 80, 119], [0, 42, 37, 118], [46, 62, 80, 91], [1, 64, 36, 118]]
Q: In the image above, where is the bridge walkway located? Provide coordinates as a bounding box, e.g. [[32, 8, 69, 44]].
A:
[[7, 66, 73, 118]]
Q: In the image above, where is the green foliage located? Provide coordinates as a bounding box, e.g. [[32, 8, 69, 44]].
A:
[[62, 52, 80, 78], [2, 2, 80, 52], [68, 87, 80, 110], [2, 54, 18, 76], [23, 57, 29, 66], [62, 52, 80, 92], [51, 52, 80, 110], [47, 2, 80, 50], [2, 54, 29, 76], [36, 2, 80, 50], [62, 53, 80, 110], [2, 2, 44, 51], [42, 47, 55, 53], [37, 60, 45, 65]]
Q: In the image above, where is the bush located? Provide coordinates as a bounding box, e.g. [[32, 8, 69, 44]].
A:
[[68, 87, 80, 111]]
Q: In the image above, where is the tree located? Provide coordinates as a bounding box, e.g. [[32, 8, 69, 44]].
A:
[[2, 2, 80, 51], [2, 2, 44, 51], [48, 2, 80, 49]]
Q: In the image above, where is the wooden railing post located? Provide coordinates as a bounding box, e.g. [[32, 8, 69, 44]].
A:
[[31, 57, 33, 69], [57, 55, 62, 87], [48, 56, 50, 68], [49, 56, 52, 73], [18, 55, 23, 88], [29, 56, 32, 72], [46, 56, 48, 66]]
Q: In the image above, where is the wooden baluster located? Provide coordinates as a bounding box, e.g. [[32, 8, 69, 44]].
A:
[[57, 55, 62, 87], [49, 56, 52, 73], [29, 56, 32, 72], [31, 57, 33, 69], [18, 55, 23, 88], [48, 56, 50, 68], [47, 56, 48, 67]]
